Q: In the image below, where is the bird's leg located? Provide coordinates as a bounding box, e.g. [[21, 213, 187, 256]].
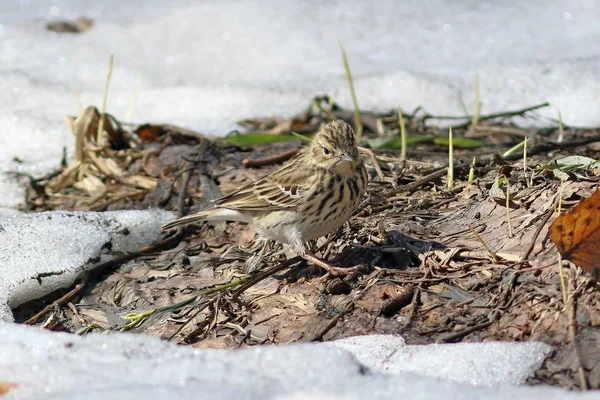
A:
[[302, 251, 361, 277], [296, 242, 360, 277]]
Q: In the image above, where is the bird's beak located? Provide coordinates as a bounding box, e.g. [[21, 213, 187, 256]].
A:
[[339, 152, 354, 162]]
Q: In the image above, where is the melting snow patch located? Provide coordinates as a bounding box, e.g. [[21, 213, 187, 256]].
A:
[[0, 324, 594, 400], [0, 209, 174, 321], [329, 334, 552, 386]]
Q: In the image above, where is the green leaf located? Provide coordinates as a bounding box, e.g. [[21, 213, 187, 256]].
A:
[[553, 169, 569, 181], [224, 133, 299, 146], [433, 137, 484, 148]]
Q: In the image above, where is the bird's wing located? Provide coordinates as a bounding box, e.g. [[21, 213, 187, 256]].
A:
[[213, 160, 314, 211]]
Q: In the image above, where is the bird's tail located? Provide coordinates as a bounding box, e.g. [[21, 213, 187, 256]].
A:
[[161, 211, 212, 231], [161, 208, 248, 231]]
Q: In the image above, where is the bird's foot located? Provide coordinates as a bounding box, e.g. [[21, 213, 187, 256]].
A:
[[302, 251, 360, 277]]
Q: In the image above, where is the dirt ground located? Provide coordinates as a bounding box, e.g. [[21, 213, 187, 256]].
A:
[[13, 101, 600, 390]]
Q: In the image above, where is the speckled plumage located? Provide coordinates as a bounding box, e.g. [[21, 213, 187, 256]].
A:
[[162, 120, 368, 271]]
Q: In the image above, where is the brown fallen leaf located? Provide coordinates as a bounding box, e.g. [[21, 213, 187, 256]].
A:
[[0, 382, 18, 395], [46, 17, 94, 33], [550, 188, 600, 282]]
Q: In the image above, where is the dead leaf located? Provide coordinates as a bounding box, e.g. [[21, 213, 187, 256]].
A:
[[0, 382, 18, 395], [550, 188, 600, 282], [135, 124, 164, 143], [46, 17, 94, 33]]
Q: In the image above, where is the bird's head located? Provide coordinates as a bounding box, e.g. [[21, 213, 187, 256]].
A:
[[308, 120, 361, 177]]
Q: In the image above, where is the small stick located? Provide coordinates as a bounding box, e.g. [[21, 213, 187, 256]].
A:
[[395, 163, 468, 194], [519, 209, 553, 263], [358, 146, 385, 180], [557, 111, 565, 143], [356, 204, 392, 218], [439, 320, 494, 343], [447, 127, 454, 188], [339, 41, 363, 144], [450, 102, 550, 129], [555, 183, 568, 305], [468, 225, 499, 262], [514, 263, 554, 274], [468, 157, 476, 183], [25, 282, 86, 325], [232, 256, 303, 299], [502, 133, 600, 161], [502, 139, 526, 158], [398, 107, 407, 161], [567, 279, 589, 390], [310, 314, 344, 342], [523, 136, 530, 187], [242, 148, 298, 168], [97, 54, 114, 144], [506, 183, 513, 238], [472, 76, 481, 127]]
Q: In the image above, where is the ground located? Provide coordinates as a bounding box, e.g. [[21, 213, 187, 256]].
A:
[[12, 100, 600, 390]]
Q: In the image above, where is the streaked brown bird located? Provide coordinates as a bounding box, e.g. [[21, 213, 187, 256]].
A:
[[162, 120, 368, 274]]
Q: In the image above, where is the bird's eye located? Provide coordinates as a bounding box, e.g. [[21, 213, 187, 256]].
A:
[[322, 147, 331, 155]]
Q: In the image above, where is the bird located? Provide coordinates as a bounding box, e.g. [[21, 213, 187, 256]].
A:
[[162, 120, 369, 275]]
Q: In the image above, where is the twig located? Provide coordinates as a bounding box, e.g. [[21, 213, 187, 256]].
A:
[[358, 146, 385, 180], [24, 282, 86, 325], [392, 163, 469, 194], [165, 280, 249, 341], [502, 134, 600, 161], [232, 256, 304, 299], [310, 314, 344, 342], [158, 166, 197, 206], [438, 320, 494, 343], [398, 107, 407, 161], [557, 111, 565, 143], [97, 55, 114, 145], [242, 148, 298, 168], [473, 125, 528, 137], [403, 283, 422, 328], [468, 226, 499, 262], [519, 209, 553, 263], [506, 183, 513, 238], [339, 41, 363, 143], [556, 183, 568, 305], [432, 102, 549, 129], [567, 275, 589, 390], [447, 127, 454, 188], [471, 76, 481, 127], [356, 204, 392, 218], [468, 157, 476, 183]]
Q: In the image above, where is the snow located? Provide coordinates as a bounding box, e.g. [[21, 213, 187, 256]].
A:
[[0, 209, 174, 322], [2, 0, 600, 208], [2, 323, 591, 400], [329, 334, 552, 386]]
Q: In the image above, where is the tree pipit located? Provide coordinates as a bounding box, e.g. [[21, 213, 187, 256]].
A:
[[162, 120, 368, 275]]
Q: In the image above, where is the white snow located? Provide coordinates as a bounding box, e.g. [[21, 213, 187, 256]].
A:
[[329, 334, 552, 386], [2, 0, 600, 207], [0, 209, 174, 322], [1, 323, 592, 400]]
